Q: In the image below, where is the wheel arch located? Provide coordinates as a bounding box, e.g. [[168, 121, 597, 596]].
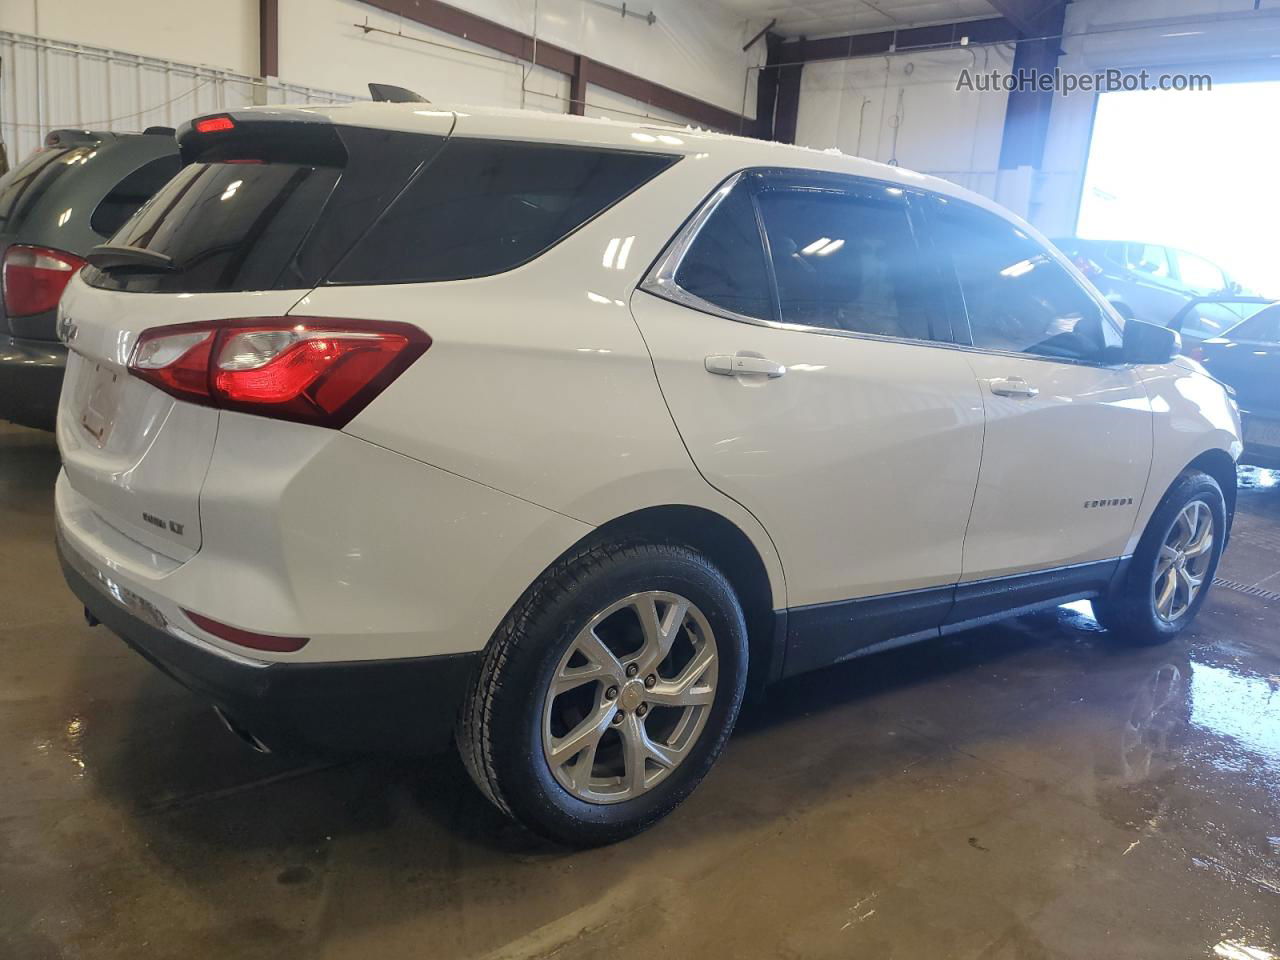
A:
[[1184, 448, 1238, 536], [577, 505, 784, 690]]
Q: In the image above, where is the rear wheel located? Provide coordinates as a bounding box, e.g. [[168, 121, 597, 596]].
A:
[[1095, 470, 1226, 645], [456, 541, 748, 846]]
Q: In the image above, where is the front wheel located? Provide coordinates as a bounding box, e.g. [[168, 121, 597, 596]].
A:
[[456, 541, 748, 846], [1095, 469, 1226, 645]]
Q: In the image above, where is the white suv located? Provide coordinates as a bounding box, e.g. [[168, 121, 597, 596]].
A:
[[55, 103, 1241, 845]]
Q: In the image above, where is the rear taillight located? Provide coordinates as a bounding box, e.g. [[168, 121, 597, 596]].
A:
[[128, 318, 430, 427], [1187, 344, 1206, 363], [2, 244, 88, 316]]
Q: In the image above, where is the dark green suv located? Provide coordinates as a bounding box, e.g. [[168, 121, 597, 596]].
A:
[[0, 128, 179, 429]]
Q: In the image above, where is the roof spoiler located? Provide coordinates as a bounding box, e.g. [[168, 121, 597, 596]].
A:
[[45, 129, 110, 147], [368, 83, 430, 104]]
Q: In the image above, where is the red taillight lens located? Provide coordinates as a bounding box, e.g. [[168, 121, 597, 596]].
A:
[[1188, 344, 1206, 363], [194, 114, 235, 134], [2, 244, 88, 316], [183, 609, 308, 653], [128, 318, 430, 427]]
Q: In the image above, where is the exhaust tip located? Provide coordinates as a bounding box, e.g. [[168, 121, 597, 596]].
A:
[[212, 705, 272, 754]]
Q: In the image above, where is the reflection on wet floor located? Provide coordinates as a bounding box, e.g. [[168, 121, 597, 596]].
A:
[[1189, 662, 1280, 773], [2, 421, 1279, 960]]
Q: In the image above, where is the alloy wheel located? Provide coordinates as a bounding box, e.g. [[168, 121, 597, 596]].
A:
[[1152, 500, 1214, 623], [542, 591, 718, 804]]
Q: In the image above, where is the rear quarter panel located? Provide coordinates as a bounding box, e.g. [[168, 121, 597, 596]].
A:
[[309, 151, 789, 608]]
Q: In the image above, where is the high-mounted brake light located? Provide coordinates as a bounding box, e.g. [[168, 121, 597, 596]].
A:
[[128, 318, 430, 428], [183, 609, 309, 653], [2, 245, 88, 317], [194, 115, 235, 134]]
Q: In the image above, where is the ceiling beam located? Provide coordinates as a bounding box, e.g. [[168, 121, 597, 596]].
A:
[[357, 0, 749, 132], [985, 0, 1067, 38]]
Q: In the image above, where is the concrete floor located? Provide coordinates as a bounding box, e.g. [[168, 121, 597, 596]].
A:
[[2, 421, 1279, 960]]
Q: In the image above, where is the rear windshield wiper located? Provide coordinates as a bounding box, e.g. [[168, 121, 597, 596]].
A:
[[86, 244, 177, 272]]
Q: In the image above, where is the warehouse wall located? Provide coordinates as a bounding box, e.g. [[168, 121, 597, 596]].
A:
[[0, 0, 762, 138], [278, 0, 761, 120], [0, 31, 355, 164], [0, 0, 259, 77], [794, 45, 1016, 201], [791, 0, 1280, 230]]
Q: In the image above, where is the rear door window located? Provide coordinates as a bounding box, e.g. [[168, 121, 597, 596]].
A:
[[755, 177, 950, 342], [330, 140, 676, 284]]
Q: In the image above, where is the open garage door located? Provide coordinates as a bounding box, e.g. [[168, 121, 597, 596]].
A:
[[1077, 80, 1280, 303]]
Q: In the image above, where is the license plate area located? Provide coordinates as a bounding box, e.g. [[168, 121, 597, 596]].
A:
[[79, 362, 123, 447]]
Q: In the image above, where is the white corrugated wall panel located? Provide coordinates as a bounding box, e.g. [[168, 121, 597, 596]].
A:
[[1, 31, 356, 167]]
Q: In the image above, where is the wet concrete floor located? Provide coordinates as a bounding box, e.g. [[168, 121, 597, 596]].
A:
[[2, 421, 1279, 958]]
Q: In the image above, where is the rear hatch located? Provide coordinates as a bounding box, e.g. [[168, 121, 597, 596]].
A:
[[58, 108, 453, 560]]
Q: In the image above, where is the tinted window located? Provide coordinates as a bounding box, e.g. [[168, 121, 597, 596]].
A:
[[90, 154, 181, 237], [1231, 305, 1280, 343], [673, 181, 773, 320], [89, 161, 340, 292], [332, 140, 675, 284], [756, 181, 945, 341], [0, 146, 90, 230], [937, 201, 1119, 361]]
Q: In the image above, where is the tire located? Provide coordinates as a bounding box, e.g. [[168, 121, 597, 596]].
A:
[[456, 540, 749, 847], [1095, 469, 1226, 645]]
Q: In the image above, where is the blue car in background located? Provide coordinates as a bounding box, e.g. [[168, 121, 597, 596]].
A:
[[1052, 237, 1256, 341], [1193, 304, 1280, 470]]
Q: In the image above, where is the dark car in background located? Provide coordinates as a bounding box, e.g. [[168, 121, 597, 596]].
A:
[[0, 128, 179, 429], [1053, 237, 1255, 342], [1193, 304, 1280, 469]]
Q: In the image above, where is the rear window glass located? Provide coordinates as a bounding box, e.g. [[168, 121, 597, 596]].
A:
[[88, 161, 340, 292], [0, 146, 91, 230], [90, 155, 181, 237], [329, 140, 677, 284]]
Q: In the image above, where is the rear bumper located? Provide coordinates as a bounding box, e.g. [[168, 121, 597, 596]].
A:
[[59, 532, 480, 755], [0, 335, 65, 431]]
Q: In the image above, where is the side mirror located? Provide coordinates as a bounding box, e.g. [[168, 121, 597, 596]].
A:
[[1123, 318, 1180, 365]]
